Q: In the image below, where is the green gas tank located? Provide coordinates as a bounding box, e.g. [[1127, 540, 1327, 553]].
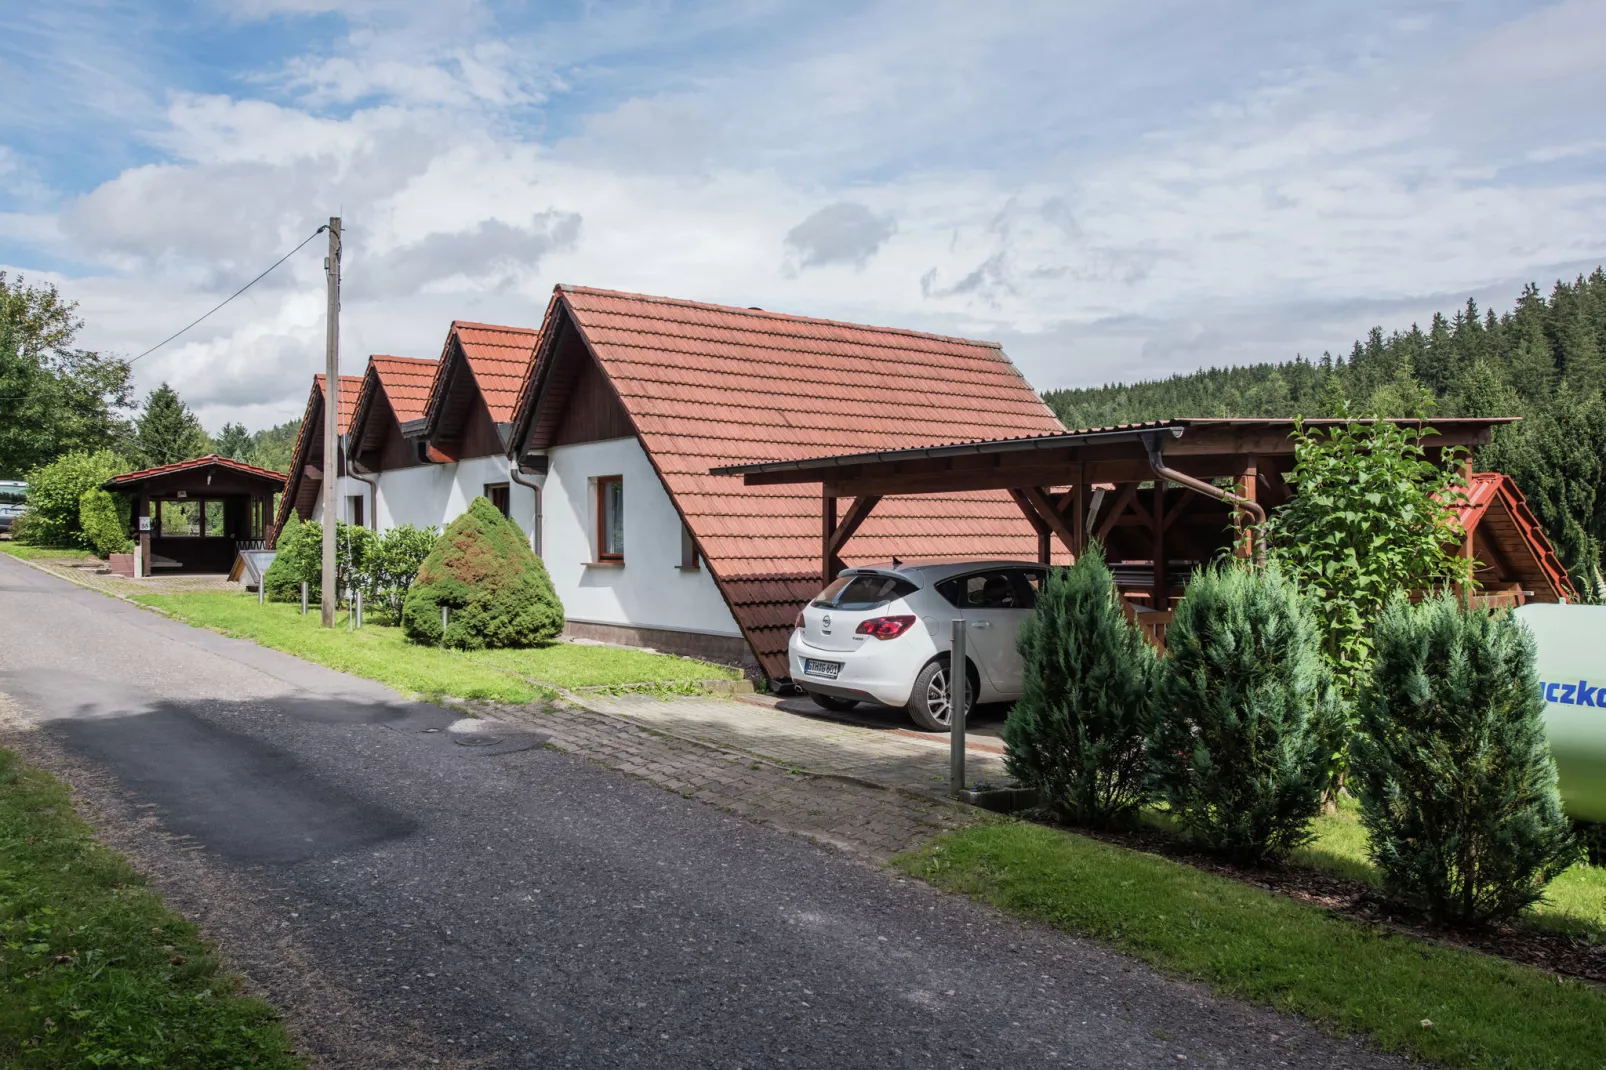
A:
[[1514, 604, 1606, 822]]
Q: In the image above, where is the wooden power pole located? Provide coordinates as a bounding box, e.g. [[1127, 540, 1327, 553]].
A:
[[321, 217, 341, 628]]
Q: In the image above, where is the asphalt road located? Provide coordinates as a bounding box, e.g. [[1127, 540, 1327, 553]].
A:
[[0, 555, 1409, 1069]]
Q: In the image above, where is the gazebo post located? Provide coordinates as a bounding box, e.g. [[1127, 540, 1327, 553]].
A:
[[1237, 454, 1259, 559], [135, 492, 150, 579], [1072, 463, 1088, 561], [1152, 482, 1168, 612]]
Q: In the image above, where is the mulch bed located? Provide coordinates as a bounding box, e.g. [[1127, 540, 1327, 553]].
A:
[[1054, 818, 1606, 986]]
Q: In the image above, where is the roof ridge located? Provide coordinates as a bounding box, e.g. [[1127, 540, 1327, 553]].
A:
[[451, 319, 540, 336], [371, 354, 436, 365], [558, 284, 1005, 350]]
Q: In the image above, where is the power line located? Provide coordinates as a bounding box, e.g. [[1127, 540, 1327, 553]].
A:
[[122, 225, 329, 365]]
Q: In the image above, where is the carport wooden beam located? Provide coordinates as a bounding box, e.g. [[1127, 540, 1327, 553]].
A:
[[821, 492, 882, 585]]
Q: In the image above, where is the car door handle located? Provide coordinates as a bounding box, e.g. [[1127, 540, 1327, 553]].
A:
[[970, 620, 992, 629]]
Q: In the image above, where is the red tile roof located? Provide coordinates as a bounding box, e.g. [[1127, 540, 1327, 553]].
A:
[[1448, 471, 1578, 603], [313, 373, 363, 434], [443, 321, 539, 423], [105, 454, 287, 488], [544, 285, 1066, 677], [369, 355, 437, 422]]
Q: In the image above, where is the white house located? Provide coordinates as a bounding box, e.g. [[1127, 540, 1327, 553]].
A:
[[284, 286, 1064, 679]]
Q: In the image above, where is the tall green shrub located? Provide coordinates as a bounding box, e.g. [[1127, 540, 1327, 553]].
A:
[[402, 498, 563, 649], [78, 488, 132, 557], [17, 449, 128, 548], [1353, 594, 1575, 926], [366, 525, 438, 620], [263, 513, 319, 602], [1003, 544, 1159, 827], [1153, 562, 1344, 864]]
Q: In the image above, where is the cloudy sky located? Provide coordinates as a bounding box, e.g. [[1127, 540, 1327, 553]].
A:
[[4, 0, 1605, 432]]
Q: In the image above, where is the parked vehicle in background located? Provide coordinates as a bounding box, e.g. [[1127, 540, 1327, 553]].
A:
[[789, 561, 1046, 731], [0, 481, 25, 534]]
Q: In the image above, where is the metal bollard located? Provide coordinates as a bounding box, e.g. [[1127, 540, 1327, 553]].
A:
[[355, 590, 363, 629], [300, 581, 308, 615], [258, 581, 264, 606], [950, 617, 967, 797], [441, 604, 449, 639]]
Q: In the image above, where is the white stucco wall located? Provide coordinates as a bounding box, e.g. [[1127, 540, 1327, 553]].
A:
[[364, 440, 739, 639], [541, 437, 741, 637], [308, 474, 371, 527]]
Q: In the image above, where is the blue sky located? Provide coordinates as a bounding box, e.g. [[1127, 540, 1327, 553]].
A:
[[3, 0, 1605, 432]]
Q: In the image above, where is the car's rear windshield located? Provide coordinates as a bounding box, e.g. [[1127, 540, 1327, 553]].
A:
[[0, 487, 24, 506], [811, 573, 919, 610]]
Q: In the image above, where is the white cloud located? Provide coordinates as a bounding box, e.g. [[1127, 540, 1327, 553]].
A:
[[4, 0, 1606, 431]]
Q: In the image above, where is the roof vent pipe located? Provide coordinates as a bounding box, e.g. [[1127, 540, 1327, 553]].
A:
[[1140, 431, 1266, 555]]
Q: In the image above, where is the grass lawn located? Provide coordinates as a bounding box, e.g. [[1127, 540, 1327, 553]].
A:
[[1288, 796, 1606, 938], [0, 542, 94, 562], [898, 820, 1606, 1070], [131, 590, 738, 702], [0, 747, 301, 1068]]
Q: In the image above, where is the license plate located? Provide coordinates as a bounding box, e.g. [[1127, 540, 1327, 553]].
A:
[[803, 659, 842, 680]]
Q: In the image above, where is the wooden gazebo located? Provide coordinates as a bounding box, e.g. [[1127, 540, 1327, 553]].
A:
[[715, 418, 1573, 650], [104, 456, 286, 577]]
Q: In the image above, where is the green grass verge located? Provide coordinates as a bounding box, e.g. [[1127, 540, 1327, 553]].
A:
[[896, 821, 1606, 1070], [470, 644, 740, 690], [130, 591, 739, 703], [0, 747, 302, 1068], [1287, 796, 1606, 939], [0, 542, 93, 562]]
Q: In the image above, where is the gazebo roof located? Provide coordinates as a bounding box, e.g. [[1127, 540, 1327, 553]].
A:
[[103, 455, 287, 491]]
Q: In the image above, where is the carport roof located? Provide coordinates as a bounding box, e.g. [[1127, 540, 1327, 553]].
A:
[[104, 454, 286, 490]]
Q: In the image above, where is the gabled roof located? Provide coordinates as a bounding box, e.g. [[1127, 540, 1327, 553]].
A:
[[422, 321, 540, 435], [349, 354, 438, 449], [271, 373, 364, 543], [104, 454, 286, 489], [513, 284, 1066, 677], [1450, 471, 1578, 603]]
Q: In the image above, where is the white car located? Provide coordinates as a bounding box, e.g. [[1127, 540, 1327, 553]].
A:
[[788, 561, 1047, 731]]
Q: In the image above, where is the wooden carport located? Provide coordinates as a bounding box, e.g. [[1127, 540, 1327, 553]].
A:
[[714, 418, 1517, 632], [104, 456, 286, 578]]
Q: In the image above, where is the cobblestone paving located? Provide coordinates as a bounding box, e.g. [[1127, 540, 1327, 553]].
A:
[[495, 699, 992, 863]]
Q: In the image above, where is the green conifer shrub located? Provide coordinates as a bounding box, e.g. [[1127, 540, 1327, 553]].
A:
[[401, 497, 563, 649], [77, 487, 132, 557], [1153, 562, 1344, 864], [1353, 594, 1575, 926], [1002, 544, 1159, 827]]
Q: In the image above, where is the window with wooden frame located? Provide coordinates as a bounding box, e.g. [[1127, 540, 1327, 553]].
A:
[[679, 521, 700, 570], [484, 482, 511, 517], [596, 476, 624, 561]]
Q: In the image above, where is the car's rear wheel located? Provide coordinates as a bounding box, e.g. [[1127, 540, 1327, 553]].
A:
[[907, 658, 975, 732], [808, 692, 859, 713]]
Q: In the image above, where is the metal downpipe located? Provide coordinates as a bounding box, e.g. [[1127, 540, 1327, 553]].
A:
[[1140, 432, 1266, 556]]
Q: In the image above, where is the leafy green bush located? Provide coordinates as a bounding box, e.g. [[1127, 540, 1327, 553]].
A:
[[17, 449, 129, 548], [1353, 594, 1575, 926], [1264, 419, 1473, 691], [78, 487, 132, 557], [364, 524, 437, 620], [1152, 561, 1344, 864], [402, 497, 563, 649], [264, 513, 320, 603], [1003, 544, 1159, 828]]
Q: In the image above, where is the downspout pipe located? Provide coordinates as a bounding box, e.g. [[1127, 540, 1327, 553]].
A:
[[508, 459, 544, 556], [345, 442, 380, 531], [1141, 431, 1266, 544]]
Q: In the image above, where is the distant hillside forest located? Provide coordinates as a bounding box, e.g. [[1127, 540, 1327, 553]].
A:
[[1042, 269, 1606, 599]]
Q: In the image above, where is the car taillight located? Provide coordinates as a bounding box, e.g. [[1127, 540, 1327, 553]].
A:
[[795, 611, 805, 631], [855, 615, 917, 640]]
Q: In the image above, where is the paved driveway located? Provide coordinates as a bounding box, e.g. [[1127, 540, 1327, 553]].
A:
[[0, 555, 1407, 1069]]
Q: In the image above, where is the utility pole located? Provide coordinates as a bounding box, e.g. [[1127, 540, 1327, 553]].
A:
[[321, 217, 341, 628]]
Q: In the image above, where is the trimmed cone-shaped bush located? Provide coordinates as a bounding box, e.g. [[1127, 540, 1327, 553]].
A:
[[402, 497, 563, 649], [1003, 544, 1159, 828], [1353, 593, 1575, 926], [1153, 561, 1344, 864], [264, 513, 321, 603]]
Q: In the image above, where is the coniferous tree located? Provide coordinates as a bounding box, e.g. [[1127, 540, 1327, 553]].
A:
[[1353, 594, 1575, 927], [1152, 562, 1344, 864], [213, 421, 252, 461], [1002, 544, 1159, 828], [134, 383, 211, 468]]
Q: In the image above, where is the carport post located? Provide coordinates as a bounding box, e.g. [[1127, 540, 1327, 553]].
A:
[[950, 618, 967, 797]]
